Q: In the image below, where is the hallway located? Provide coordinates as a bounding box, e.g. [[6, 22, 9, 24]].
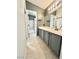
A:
[[26, 36, 58, 59]]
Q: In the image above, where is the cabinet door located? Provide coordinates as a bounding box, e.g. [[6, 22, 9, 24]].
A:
[[43, 31, 45, 41], [39, 29, 41, 37], [49, 33, 62, 57], [38, 29, 43, 40], [37, 28, 39, 35], [44, 31, 49, 44], [41, 30, 44, 40]]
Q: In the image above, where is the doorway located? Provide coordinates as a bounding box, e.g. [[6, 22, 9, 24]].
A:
[[26, 10, 37, 39]]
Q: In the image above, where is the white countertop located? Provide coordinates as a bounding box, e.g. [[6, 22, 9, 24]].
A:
[[38, 26, 62, 36]]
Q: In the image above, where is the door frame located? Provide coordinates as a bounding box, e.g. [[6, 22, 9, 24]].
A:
[[26, 10, 37, 38]]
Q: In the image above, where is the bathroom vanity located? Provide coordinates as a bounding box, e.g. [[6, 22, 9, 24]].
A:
[[38, 26, 62, 57]]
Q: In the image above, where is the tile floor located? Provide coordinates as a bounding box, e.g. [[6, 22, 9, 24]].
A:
[[26, 36, 58, 59]]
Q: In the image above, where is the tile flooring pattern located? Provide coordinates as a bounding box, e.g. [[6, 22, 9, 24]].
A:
[[26, 36, 58, 59]]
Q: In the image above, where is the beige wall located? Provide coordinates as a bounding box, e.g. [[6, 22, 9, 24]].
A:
[[56, 7, 62, 17], [17, 0, 26, 59], [44, 14, 51, 26], [56, 7, 62, 29], [26, 1, 45, 26]]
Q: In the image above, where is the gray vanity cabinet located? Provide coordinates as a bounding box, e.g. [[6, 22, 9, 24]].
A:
[[38, 28, 62, 57], [49, 33, 62, 57]]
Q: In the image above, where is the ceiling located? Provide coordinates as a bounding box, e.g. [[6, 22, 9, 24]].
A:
[[26, 0, 53, 9]]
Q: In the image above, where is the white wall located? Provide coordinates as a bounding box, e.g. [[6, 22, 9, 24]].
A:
[[17, 0, 26, 59]]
